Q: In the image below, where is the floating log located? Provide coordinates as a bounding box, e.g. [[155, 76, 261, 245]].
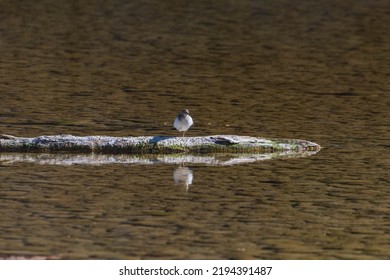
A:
[[0, 134, 321, 154]]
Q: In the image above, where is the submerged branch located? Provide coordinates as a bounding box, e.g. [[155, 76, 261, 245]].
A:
[[0, 134, 321, 154]]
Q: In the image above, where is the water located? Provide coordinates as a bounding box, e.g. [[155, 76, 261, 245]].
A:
[[0, 0, 389, 259]]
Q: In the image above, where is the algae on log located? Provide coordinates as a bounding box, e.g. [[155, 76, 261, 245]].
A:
[[0, 134, 321, 154]]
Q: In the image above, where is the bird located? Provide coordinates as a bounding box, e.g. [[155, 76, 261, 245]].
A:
[[173, 109, 193, 137]]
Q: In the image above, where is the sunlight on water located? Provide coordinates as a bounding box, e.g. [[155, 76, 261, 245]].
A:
[[0, 0, 389, 259]]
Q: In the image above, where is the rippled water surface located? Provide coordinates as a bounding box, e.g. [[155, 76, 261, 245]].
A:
[[0, 0, 389, 259]]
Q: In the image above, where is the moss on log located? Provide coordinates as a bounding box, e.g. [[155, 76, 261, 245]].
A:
[[0, 134, 321, 154]]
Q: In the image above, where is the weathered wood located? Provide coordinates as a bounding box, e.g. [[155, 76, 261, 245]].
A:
[[0, 134, 321, 154]]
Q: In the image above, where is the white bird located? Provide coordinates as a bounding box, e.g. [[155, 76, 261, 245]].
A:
[[173, 109, 193, 137]]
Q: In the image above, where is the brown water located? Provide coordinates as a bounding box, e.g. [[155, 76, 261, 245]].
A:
[[0, 0, 389, 259]]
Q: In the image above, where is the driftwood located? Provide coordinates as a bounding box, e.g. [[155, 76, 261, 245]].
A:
[[0, 134, 321, 155]]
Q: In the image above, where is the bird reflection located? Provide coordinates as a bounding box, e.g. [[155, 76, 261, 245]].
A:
[[173, 166, 193, 191]]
